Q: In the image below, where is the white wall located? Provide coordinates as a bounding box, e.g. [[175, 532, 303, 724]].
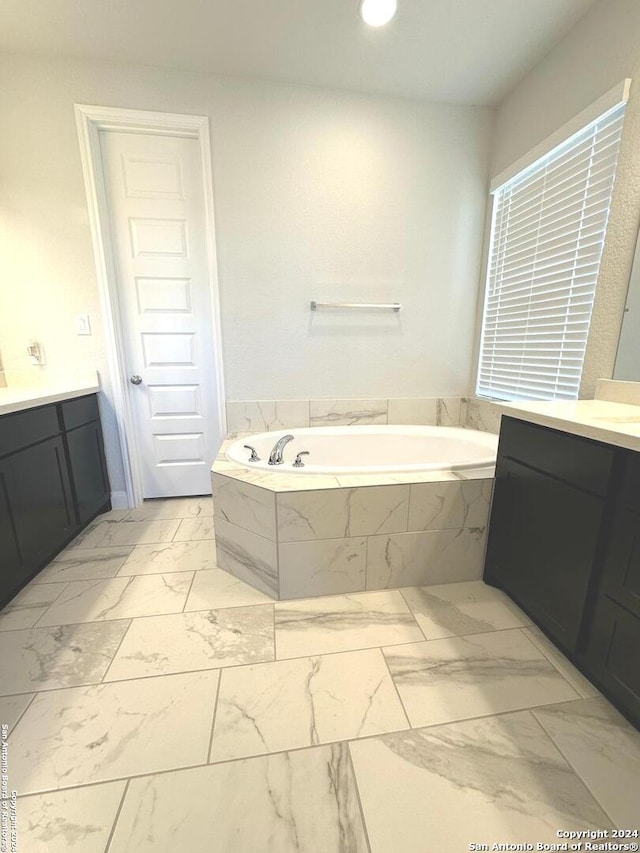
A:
[[0, 53, 492, 494], [490, 0, 640, 396]]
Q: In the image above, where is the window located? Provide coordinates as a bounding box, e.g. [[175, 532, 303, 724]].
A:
[[476, 98, 628, 401]]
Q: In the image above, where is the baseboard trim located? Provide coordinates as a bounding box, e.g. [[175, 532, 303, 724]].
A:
[[110, 490, 130, 510]]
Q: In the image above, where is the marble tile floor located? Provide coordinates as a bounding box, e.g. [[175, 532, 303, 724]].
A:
[[0, 499, 638, 852]]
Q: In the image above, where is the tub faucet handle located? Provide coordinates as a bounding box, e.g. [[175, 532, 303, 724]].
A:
[[243, 445, 260, 462], [293, 451, 310, 468]]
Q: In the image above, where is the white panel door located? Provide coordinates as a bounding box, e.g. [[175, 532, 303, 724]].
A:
[[99, 130, 222, 498]]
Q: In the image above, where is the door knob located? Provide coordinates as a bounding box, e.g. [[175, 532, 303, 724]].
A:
[[130, 375, 143, 385]]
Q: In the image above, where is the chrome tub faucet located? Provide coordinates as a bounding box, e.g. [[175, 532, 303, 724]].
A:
[[268, 434, 294, 465]]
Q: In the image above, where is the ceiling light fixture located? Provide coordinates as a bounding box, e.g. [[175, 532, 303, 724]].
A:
[[360, 0, 397, 27]]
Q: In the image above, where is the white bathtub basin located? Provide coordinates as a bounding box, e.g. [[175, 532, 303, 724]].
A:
[[226, 425, 498, 475]]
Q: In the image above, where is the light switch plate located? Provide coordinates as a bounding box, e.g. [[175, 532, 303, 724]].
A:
[[75, 314, 91, 335]]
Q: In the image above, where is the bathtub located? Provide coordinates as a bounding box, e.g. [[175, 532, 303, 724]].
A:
[[226, 425, 498, 475], [214, 424, 497, 599]]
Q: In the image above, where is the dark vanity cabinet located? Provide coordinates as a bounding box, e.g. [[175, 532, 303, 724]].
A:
[[61, 395, 110, 526], [0, 457, 24, 603], [484, 415, 640, 728], [0, 394, 110, 608], [585, 453, 640, 721], [7, 435, 75, 572], [485, 417, 614, 655]]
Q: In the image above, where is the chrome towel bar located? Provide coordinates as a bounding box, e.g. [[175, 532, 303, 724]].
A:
[[310, 301, 401, 312]]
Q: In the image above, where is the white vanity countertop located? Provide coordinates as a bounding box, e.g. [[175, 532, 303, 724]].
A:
[[502, 398, 640, 452], [0, 371, 100, 416]]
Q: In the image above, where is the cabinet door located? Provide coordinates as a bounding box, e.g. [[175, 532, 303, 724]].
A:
[[598, 452, 640, 619], [0, 458, 24, 601], [11, 436, 76, 571], [598, 507, 640, 619], [587, 596, 640, 727], [485, 457, 605, 654], [66, 421, 110, 526]]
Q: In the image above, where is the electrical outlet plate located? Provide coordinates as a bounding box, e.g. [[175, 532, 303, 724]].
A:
[[75, 314, 91, 335], [26, 341, 45, 365]]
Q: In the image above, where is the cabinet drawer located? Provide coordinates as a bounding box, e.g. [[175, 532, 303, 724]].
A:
[[498, 416, 614, 496], [60, 394, 100, 430], [0, 404, 60, 457]]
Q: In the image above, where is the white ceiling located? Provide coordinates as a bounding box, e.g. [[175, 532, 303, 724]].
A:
[[1, 0, 600, 106]]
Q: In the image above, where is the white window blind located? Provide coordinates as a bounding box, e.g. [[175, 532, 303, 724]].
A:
[[477, 101, 627, 401]]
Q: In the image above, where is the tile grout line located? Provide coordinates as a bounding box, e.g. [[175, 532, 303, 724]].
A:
[[364, 533, 370, 592], [274, 488, 281, 600], [0, 637, 345, 699], [30, 577, 438, 622], [29, 569, 123, 586], [257, 522, 486, 546], [181, 571, 198, 614], [75, 637, 410, 692], [272, 597, 278, 663], [7, 572, 198, 632], [101, 619, 135, 684], [6, 693, 38, 736], [66, 518, 212, 550], [346, 741, 374, 853], [66, 536, 195, 552], [8, 578, 398, 620], [29, 581, 71, 630], [206, 670, 223, 763], [273, 632, 423, 663], [15, 702, 599, 801], [519, 626, 598, 697], [2, 626, 587, 703], [0, 607, 531, 649], [530, 708, 617, 828], [378, 647, 413, 730], [515, 628, 583, 699], [172, 517, 184, 543], [3, 578, 522, 622], [0, 614, 535, 682], [103, 778, 131, 853], [397, 587, 429, 642]]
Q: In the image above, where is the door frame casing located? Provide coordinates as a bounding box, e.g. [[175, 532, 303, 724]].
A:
[[75, 104, 226, 508]]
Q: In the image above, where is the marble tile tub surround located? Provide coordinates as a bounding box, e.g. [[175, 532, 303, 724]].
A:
[[223, 385, 640, 448], [212, 468, 494, 599], [225, 395, 513, 434], [219, 384, 640, 452], [225, 396, 468, 432], [461, 396, 506, 434]]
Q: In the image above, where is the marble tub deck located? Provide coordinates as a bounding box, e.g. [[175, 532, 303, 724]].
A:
[[1, 497, 638, 852], [212, 435, 496, 600]]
